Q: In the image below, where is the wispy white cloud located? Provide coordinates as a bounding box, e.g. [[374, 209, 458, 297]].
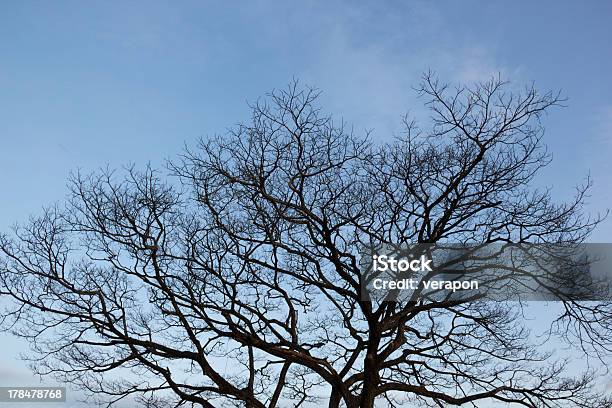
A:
[[290, 3, 518, 138], [290, 2, 521, 139], [449, 45, 522, 83]]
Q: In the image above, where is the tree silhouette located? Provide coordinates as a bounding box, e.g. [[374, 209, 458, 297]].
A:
[[1, 74, 611, 407]]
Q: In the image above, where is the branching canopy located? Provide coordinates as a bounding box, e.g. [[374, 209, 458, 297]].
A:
[[1, 74, 611, 407]]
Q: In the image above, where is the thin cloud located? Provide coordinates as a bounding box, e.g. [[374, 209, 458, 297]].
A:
[[294, 3, 520, 139]]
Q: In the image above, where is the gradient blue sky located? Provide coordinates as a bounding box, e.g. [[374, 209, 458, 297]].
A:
[[1, 1, 611, 406]]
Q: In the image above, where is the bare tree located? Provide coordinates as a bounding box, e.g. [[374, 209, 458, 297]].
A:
[[1, 74, 611, 408]]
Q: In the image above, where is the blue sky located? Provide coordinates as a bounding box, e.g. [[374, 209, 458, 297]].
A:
[[0, 1, 611, 405]]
